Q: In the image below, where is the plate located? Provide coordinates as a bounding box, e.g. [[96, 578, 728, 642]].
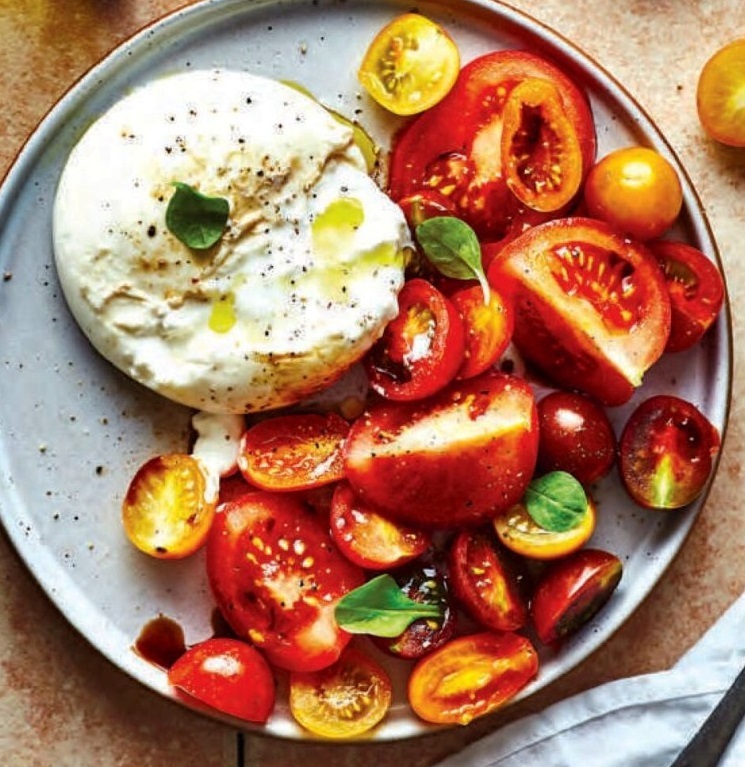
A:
[[0, 0, 732, 741]]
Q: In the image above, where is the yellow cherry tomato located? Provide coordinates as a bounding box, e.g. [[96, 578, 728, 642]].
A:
[[122, 453, 215, 559], [493, 497, 597, 561], [358, 13, 460, 116], [697, 38, 745, 147]]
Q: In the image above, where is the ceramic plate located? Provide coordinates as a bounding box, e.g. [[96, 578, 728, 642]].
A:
[[0, 0, 732, 740]]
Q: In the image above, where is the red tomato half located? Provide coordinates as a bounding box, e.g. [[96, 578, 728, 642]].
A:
[[206, 492, 365, 672], [167, 638, 275, 724], [388, 50, 596, 242], [344, 371, 539, 528], [649, 240, 725, 353], [488, 217, 671, 406], [365, 278, 465, 401]]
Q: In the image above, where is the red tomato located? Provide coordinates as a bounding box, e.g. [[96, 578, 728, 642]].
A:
[[536, 390, 616, 485], [388, 50, 596, 242], [343, 371, 539, 528], [448, 527, 528, 632], [365, 278, 465, 401], [649, 240, 726, 353], [408, 632, 539, 725], [450, 284, 514, 379], [329, 482, 431, 570], [167, 638, 275, 724], [618, 394, 721, 509], [488, 217, 671, 406], [530, 548, 623, 645], [237, 412, 349, 492], [206, 492, 365, 672]]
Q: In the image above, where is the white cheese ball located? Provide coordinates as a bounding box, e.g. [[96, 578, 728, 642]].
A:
[[53, 69, 409, 413]]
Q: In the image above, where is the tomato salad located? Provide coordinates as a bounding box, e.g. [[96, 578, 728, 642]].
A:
[[123, 13, 725, 738]]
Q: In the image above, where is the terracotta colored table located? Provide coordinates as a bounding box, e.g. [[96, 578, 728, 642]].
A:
[[2, 1, 744, 765]]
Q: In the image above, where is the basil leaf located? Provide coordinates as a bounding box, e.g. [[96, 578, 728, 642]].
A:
[[335, 574, 443, 638], [165, 182, 229, 250], [525, 471, 589, 532], [415, 216, 490, 302]]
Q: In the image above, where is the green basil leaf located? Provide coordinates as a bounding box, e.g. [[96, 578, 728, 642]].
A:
[[525, 471, 589, 532], [165, 182, 229, 250], [335, 574, 443, 638], [415, 216, 490, 302]]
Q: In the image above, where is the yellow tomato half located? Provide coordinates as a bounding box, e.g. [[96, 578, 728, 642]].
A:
[[697, 38, 745, 147]]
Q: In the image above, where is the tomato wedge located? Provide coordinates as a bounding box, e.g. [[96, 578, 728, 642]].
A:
[[364, 278, 465, 401], [237, 412, 349, 492], [488, 217, 672, 406]]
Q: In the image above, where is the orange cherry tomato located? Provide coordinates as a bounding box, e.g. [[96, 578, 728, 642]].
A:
[[696, 38, 745, 147], [583, 146, 683, 241], [122, 453, 216, 559], [289, 647, 392, 738], [237, 412, 349, 492], [358, 13, 460, 116], [408, 632, 539, 725]]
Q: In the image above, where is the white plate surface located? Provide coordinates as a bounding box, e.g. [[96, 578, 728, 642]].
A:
[[0, 0, 732, 741]]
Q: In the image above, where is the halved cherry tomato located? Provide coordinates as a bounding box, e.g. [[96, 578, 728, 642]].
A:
[[343, 371, 539, 528], [448, 527, 527, 631], [696, 38, 745, 147], [488, 217, 672, 406], [450, 284, 514, 379], [388, 50, 596, 242], [329, 482, 431, 570], [408, 632, 539, 725], [649, 240, 726, 353], [289, 646, 392, 738], [618, 394, 721, 509], [358, 13, 460, 116], [493, 496, 597, 561], [167, 637, 275, 724], [237, 412, 349, 492], [364, 278, 465, 401], [530, 548, 623, 645], [122, 453, 216, 559], [206, 492, 365, 672], [583, 146, 683, 241], [536, 390, 616, 485]]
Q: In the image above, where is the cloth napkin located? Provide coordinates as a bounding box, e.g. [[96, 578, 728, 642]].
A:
[[434, 593, 745, 767]]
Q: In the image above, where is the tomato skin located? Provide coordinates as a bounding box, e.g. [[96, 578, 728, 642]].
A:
[[343, 371, 539, 528], [583, 146, 683, 241], [365, 278, 466, 401], [536, 390, 616, 485], [488, 217, 671, 406], [618, 395, 721, 509], [237, 412, 349, 492], [649, 240, 726, 353], [696, 38, 745, 147], [530, 548, 623, 645], [407, 632, 539, 725], [448, 527, 528, 632], [167, 638, 275, 724], [206, 492, 365, 672]]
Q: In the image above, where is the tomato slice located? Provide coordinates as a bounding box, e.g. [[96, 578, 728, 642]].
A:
[[618, 394, 721, 509], [121, 453, 216, 559], [343, 371, 539, 528], [237, 412, 349, 492], [206, 492, 365, 672], [364, 278, 465, 401], [289, 646, 392, 738], [167, 638, 275, 724], [488, 217, 671, 406], [407, 632, 539, 725], [358, 13, 460, 116], [329, 482, 431, 570], [649, 240, 726, 353], [696, 38, 745, 147]]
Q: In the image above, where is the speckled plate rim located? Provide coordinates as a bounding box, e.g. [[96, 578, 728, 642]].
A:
[[0, 0, 733, 742]]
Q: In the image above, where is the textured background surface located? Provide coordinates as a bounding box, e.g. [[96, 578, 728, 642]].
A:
[[1, 1, 744, 764]]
